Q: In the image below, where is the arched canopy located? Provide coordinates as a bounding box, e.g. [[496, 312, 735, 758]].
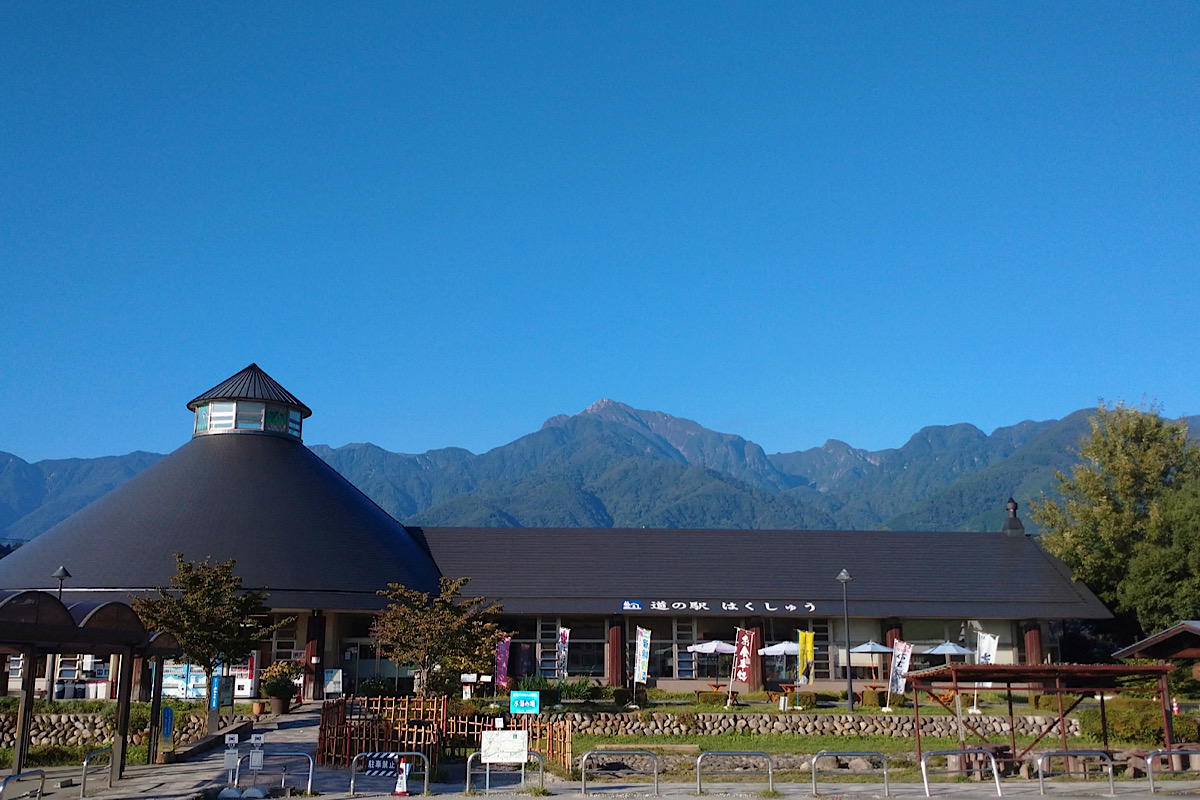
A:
[[0, 591, 153, 655]]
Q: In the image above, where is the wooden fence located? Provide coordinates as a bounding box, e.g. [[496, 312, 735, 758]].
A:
[[317, 696, 572, 771]]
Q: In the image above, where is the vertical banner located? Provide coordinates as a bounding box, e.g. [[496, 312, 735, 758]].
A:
[[733, 628, 754, 684], [496, 637, 511, 689], [634, 627, 651, 685], [976, 632, 999, 688], [888, 639, 913, 695], [797, 631, 815, 684], [556, 627, 570, 681]]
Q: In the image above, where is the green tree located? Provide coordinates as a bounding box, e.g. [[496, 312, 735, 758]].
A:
[[1120, 478, 1200, 633], [132, 554, 290, 720], [1031, 402, 1200, 633], [372, 576, 509, 697]]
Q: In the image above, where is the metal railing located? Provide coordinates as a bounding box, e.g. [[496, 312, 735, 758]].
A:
[[0, 770, 45, 800], [695, 751, 773, 794], [1036, 750, 1115, 796], [232, 751, 316, 796], [1147, 747, 1200, 793], [580, 749, 660, 796], [465, 750, 545, 793], [812, 750, 890, 797], [920, 749, 1002, 797], [80, 746, 112, 798], [348, 750, 430, 797]]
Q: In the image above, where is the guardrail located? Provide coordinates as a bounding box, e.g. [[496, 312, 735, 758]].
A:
[[0, 770, 46, 800], [348, 750, 430, 797], [1147, 747, 1200, 793], [1036, 750, 1114, 796], [580, 749, 660, 796], [812, 750, 889, 797], [232, 751, 316, 796], [695, 751, 773, 794], [80, 746, 113, 798], [920, 749, 1002, 797], [465, 750, 545, 793]]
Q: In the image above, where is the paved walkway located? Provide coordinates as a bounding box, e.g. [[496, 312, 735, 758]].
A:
[[7, 706, 1200, 800]]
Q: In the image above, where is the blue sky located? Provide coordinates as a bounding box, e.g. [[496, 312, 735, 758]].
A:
[[2, 2, 1198, 463]]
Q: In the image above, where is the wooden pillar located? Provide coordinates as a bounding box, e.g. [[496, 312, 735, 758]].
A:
[[748, 626, 764, 691], [146, 655, 166, 765], [131, 656, 151, 702], [606, 622, 624, 687], [110, 649, 134, 783], [0, 655, 8, 696], [12, 648, 37, 775], [884, 620, 902, 678], [1023, 622, 1043, 665], [305, 610, 326, 701]]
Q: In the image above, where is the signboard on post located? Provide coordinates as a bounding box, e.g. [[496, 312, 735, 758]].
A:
[[634, 627, 651, 685], [510, 690, 540, 714], [482, 730, 529, 764]]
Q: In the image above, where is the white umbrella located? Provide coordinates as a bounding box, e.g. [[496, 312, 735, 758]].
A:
[[686, 640, 736, 654], [757, 641, 799, 656], [850, 640, 893, 686]]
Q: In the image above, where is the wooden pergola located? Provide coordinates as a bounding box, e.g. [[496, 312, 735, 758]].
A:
[[906, 662, 1175, 767], [0, 590, 180, 781]]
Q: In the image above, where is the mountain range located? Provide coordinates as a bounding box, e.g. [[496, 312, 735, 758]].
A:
[[4, 401, 1192, 543]]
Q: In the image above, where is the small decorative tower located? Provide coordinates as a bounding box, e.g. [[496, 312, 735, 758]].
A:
[[187, 363, 312, 441], [1001, 497, 1026, 536]]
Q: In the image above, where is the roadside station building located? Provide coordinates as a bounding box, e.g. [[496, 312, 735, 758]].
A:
[[0, 365, 1111, 698]]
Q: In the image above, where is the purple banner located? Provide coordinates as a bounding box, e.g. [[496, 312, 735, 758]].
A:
[[496, 637, 511, 689]]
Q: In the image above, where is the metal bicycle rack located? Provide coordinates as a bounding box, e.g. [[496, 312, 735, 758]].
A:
[[465, 750, 545, 793], [920, 748, 1002, 797], [580, 749, 660, 796], [695, 751, 773, 794], [1147, 747, 1200, 793], [0, 770, 46, 800], [348, 750, 430, 797], [811, 750, 889, 797], [1036, 750, 1115, 796], [233, 750, 316, 796], [80, 746, 113, 798]]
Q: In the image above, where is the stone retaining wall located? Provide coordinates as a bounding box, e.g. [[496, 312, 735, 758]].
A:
[[560, 711, 1080, 739], [0, 713, 254, 749]]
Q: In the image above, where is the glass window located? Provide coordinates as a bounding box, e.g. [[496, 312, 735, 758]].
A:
[[194, 404, 209, 433], [567, 642, 605, 676], [236, 401, 264, 429], [498, 616, 538, 640], [560, 617, 606, 640], [265, 406, 288, 432], [210, 402, 235, 430], [288, 410, 302, 437]]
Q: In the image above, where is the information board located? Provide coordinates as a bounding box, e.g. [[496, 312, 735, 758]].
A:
[[481, 730, 529, 764], [509, 690, 540, 714]]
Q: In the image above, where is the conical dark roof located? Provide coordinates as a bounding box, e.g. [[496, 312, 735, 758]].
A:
[[187, 363, 312, 418], [0, 433, 441, 610]]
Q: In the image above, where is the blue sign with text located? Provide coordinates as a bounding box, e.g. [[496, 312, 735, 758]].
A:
[[510, 690, 540, 714]]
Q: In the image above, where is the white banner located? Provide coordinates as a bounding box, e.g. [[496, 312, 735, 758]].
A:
[[976, 632, 999, 688], [888, 639, 913, 695], [634, 627, 651, 685], [556, 628, 570, 680]]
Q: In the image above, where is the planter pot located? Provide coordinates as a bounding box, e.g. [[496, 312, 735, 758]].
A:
[[251, 701, 265, 716], [269, 696, 290, 715]]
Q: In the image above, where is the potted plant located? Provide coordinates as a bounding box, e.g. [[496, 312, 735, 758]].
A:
[[259, 661, 301, 715]]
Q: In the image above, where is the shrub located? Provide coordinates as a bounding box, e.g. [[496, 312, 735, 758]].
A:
[[1077, 698, 1179, 745], [356, 676, 400, 698], [790, 691, 817, 708], [860, 689, 884, 708], [558, 677, 592, 700], [517, 675, 552, 691], [612, 688, 647, 706]]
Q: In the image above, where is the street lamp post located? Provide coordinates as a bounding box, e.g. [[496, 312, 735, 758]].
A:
[[48, 567, 71, 704], [837, 569, 854, 712]]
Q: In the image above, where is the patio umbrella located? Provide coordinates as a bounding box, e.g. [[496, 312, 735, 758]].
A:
[[925, 640, 974, 664], [686, 641, 736, 654], [850, 640, 893, 686], [757, 641, 799, 656]]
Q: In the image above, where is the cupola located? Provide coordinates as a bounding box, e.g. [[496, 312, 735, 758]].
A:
[[186, 363, 312, 441]]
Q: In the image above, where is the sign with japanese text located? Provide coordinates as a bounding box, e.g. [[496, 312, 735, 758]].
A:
[[733, 628, 754, 684], [510, 690, 540, 714], [620, 600, 816, 614], [797, 631, 815, 684], [496, 637, 511, 688], [634, 627, 651, 685], [888, 639, 913, 695], [556, 627, 570, 680]]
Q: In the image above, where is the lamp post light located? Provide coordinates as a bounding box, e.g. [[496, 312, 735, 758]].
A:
[[837, 569, 854, 712], [52, 566, 71, 600]]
